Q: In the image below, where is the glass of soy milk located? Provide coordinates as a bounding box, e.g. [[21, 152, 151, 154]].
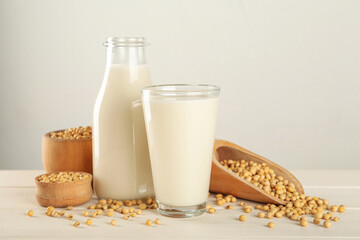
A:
[[142, 84, 220, 218]]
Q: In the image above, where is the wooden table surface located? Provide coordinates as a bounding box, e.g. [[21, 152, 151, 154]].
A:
[[0, 170, 359, 239]]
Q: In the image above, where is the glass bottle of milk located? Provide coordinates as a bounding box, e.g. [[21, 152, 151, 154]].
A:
[[93, 37, 154, 200]]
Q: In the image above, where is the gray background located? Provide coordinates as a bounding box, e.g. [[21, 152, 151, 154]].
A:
[[0, 0, 359, 170]]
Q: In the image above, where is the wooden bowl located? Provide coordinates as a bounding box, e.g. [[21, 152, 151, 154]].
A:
[[35, 172, 93, 207], [42, 130, 92, 174]]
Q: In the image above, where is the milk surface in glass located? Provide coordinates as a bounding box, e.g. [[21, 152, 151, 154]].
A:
[[142, 85, 219, 216]]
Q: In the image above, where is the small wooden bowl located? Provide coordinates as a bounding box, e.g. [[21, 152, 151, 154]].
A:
[[42, 130, 92, 174], [35, 172, 93, 207]]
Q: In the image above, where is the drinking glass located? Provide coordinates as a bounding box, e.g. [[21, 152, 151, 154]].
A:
[[142, 84, 220, 217]]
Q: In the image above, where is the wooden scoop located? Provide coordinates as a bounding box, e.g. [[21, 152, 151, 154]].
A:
[[210, 139, 304, 205]]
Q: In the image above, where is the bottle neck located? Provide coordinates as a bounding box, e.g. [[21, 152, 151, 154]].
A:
[[106, 46, 147, 66]]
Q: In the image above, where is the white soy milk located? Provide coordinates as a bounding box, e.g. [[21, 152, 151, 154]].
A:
[[93, 65, 154, 200], [143, 96, 219, 206]]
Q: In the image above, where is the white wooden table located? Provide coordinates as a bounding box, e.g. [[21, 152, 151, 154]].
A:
[[0, 170, 359, 239]]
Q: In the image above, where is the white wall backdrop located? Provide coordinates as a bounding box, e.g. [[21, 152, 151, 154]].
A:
[[0, 0, 359, 169]]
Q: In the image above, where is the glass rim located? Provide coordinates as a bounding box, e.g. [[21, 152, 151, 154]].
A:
[[104, 37, 150, 47], [141, 84, 220, 97]]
